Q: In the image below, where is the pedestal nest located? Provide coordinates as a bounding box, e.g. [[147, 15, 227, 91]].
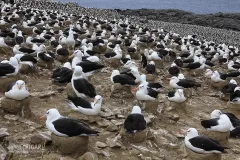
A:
[[19, 64, 36, 74], [55, 55, 69, 63], [0, 74, 21, 93], [165, 100, 187, 110], [37, 60, 54, 69], [1, 97, 31, 118], [155, 60, 163, 69], [144, 100, 159, 113], [63, 83, 77, 99], [105, 59, 121, 69], [121, 127, 148, 143], [110, 84, 134, 99], [51, 133, 89, 156], [184, 145, 221, 160], [201, 130, 229, 146], [146, 74, 156, 82], [210, 81, 227, 89], [226, 101, 240, 110]]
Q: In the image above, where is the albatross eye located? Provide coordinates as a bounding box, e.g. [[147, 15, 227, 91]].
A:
[[47, 112, 49, 114]]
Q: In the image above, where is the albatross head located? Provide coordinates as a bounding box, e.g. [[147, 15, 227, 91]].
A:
[[72, 66, 83, 78], [93, 95, 103, 106], [210, 109, 222, 119], [41, 108, 61, 123], [15, 80, 26, 90], [186, 128, 198, 139], [131, 106, 141, 114]]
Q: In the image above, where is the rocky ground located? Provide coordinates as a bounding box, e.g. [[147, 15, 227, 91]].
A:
[[117, 9, 240, 32], [0, 1, 240, 160]]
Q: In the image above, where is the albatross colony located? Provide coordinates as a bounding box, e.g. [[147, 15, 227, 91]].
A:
[[1, 0, 240, 159]]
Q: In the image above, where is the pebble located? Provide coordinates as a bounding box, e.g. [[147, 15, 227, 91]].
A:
[[96, 141, 107, 148], [30, 132, 52, 145], [168, 114, 180, 121], [4, 114, 19, 121], [106, 124, 119, 132]]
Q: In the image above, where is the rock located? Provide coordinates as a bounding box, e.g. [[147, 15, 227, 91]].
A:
[[78, 152, 98, 160], [0, 74, 21, 92], [30, 132, 52, 145], [30, 91, 56, 98], [106, 124, 119, 132], [1, 97, 31, 118], [106, 138, 122, 148], [144, 114, 155, 124], [0, 128, 9, 138], [51, 133, 89, 156], [168, 114, 180, 121], [41, 153, 75, 160], [96, 119, 112, 128], [68, 112, 101, 123], [0, 145, 7, 160], [110, 84, 134, 99], [184, 145, 221, 160], [232, 149, 240, 154], [201, 130, 229, 146], [96, 141, 107, 148], [4, 114, 19, 121]]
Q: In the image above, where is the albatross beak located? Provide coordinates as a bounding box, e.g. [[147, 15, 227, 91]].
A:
[[18, 84, 22, 90], [93, 98, 98, 105], [131, 87, 139, 92], [40, 115, 46, 121]]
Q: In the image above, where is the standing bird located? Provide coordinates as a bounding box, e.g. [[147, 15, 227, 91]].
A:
[[185, 128, 228, 154], [67, 95, 103, 116], [71, 66, 96, 98], [40, 108, 99, 137], [124, 106, 147, 133]]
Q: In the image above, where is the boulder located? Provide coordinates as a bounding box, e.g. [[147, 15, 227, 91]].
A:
[[184, 145, 221, 160], [51, 133, 89, 156], [201, 130, 229, 146], [0, 74, 21, 92], [1, 97, 31, 118], [110, 84, 134, 99]]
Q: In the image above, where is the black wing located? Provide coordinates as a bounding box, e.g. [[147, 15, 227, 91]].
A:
[[201, 118, 219, 129], [67, 95, 92, 109], [52, 118, 99, 137], [145, 64, 155, 74], [0, 63, 15, 76], [177, 79, 201, 88], [38, 52, 54, 62], [147, 87, 159, 98], [124, 114, 146, 133], [20, 55, 37, 64], [230, 127, 240, 138], [168, 91, 175, 98], [113, 75, 135, 85], [19, 47, 35, 54], [78, 61, 104, 73], [73, 79, 96, 98], [189, 136, 224, 152]]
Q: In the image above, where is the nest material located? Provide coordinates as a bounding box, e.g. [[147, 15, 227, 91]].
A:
[[201, 130, 230, 146], [184, 145, 221, 160], [1, 97, 31, 118], [0, 74, 21, 93], [51, 133, 89, 156], [121, 127, 148, 143], [110, 84, 134, 99]]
